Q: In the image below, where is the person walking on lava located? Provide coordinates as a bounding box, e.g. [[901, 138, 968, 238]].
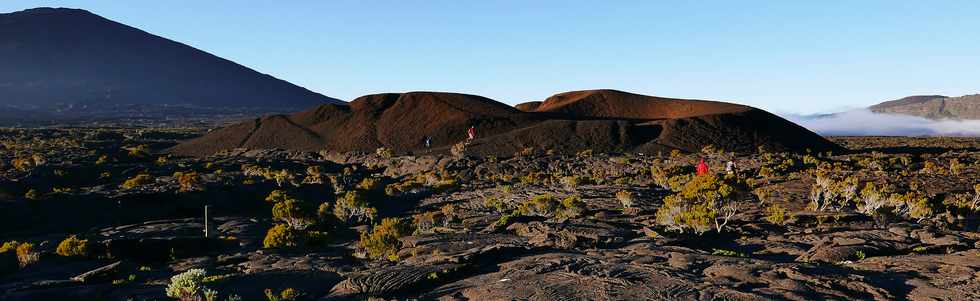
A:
[[696, 157, 710, 176]]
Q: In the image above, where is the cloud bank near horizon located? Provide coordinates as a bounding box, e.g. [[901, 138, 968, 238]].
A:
[[783, 109, 980, 137]]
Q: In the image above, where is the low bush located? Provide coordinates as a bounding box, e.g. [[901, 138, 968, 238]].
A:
[[333, 191, 377, 223], [121, 173, 154, 189], [655, 174, 738, 235], [265, 288, 302, 301], [174, 171, 202, 192], [263, 224, 302, 249], [413, 211, 446, 234], [272, 199, 316, 229], [165, 269, 244, 301], [359, 218, 410, 261], [765, 203, 789, 225], [56, 235, 94, 257], [375, 147, 393, 159], [1, 241, 39, 267], [516, 194, 559, 217], [615, 190, 633, 209], [265, 190, 295, 203], [513, 194, 585, 220], [807, 172, 857, 212]]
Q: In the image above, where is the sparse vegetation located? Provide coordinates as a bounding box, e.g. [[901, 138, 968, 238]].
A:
[[3, 128, 980, 300]]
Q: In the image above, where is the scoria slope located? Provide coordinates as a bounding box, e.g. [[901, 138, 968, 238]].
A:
[[172, 90, 841, 156]]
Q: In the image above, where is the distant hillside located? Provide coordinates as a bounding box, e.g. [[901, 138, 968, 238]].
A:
[[172, 89, 841, 157], [870, 94, 980, 120], [0, 7, 341, 115]]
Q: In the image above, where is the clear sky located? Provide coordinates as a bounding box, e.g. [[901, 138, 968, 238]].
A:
[[3, 1, 979, 114]]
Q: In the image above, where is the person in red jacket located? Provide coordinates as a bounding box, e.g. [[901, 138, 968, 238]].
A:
[[467, 126, 476, 141], [696, 157, 710, 176]]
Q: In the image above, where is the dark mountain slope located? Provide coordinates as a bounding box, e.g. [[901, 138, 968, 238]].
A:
[[0, 7, 340, 110]]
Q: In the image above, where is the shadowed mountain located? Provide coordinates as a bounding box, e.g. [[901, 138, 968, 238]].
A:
[[0, 7, 340, 117], [172, 89, 841, 156]]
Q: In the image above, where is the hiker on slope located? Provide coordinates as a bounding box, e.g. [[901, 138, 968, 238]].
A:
[[696, 157, 710, 176], [467, 126, 476, 142]]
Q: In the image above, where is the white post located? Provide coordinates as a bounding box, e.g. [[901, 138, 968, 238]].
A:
[[204, 205, 216, 238]]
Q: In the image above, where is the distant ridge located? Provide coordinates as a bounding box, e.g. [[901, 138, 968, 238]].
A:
[[172, 89, 841, 156], [869, 94, 980, 120], [0, 7, 341, 113]]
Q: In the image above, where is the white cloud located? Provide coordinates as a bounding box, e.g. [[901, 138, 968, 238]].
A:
[[783, 109, 980, 136]]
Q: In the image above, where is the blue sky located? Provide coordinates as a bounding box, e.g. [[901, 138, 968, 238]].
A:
[[3, 1, 980, 114]]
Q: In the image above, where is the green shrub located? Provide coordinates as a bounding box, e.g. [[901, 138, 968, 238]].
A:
[[127, 145, 149, 158], [483, 196, 506, 212], [440, 203, 459, 224], [316, 202, 332, 221], [1, 241, 39, 267], [560, 176, 582, 190], [711, 248, 747, 257], [513, 194, 585, 220], [433, 178, 458, 192], [174, 171, 202, 192], [555, 195, 586, 220], [950, 158, 964, 175], [112, 274, 137, 286], [265, 190, 295, 203], [765, 203, 789, 225], [615, 190, 634, 209], [263, 224, 302, 249], [265, 287, 302, 301], [356, 177, 382, 192], [359, 218, 410, 261], [333, 191, 376, 223], [56, 235, 93, 257], [413, 211, 445, 234], [23, 189, 40, 200], [306, 231, 329, 248], [807, 172, 857, 212], [385, 179, 423, 196], [516, 194, 559, 217], [302, 166, 324, 184], [121, 174, 153, 189], [375, 147, 393, 159], [655, 174, 738, 235], [166, 269, 217, 301], [272, 199, 315, 229]]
